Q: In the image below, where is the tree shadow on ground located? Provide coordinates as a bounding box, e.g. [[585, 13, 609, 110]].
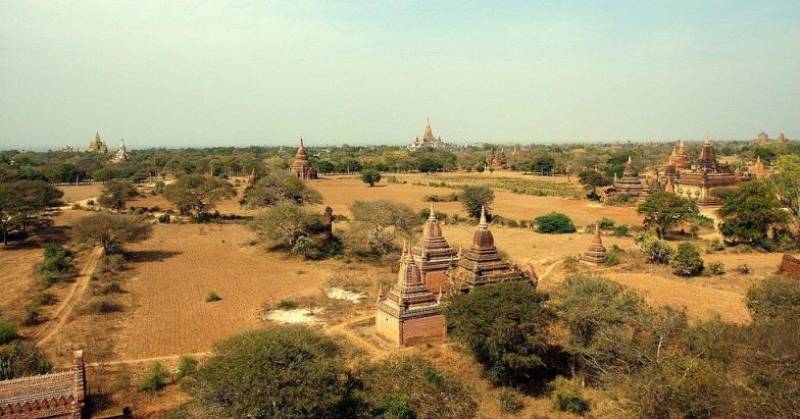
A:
[[124, 250, 182, 263]]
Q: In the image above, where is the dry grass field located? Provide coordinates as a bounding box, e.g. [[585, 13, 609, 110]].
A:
[[8, 173, 779, 416]]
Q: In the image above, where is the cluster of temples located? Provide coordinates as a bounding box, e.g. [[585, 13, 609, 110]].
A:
[[409, 119, 447, 150], [376, 207, 537, 346]]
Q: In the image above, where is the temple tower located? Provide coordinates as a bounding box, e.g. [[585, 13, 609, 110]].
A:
[[412, 205, 459, 293], [751, 155, 766, 179], [289, 137, 318, 180], [580, 224, 608, 265], [375, 244, 447, 346], [448, 207, 533, 291], [611, 156, 647, 199], [111, 139, 129, 163], [86, 131, 108, 154]]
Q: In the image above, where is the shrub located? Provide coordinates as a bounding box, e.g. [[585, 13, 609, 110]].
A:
[[22, 304, 43, 326], [140, 362, 170, 393], [637, 233, 672, 264], [423, 193, 458, 202], [598, 217, 616, 229], [157, 213, 170, 224], [708, 262, 725, 275], [99, 281, 124, 295], [550, 377, 590, 415], [82, 299, 123, 315], [0, 342, 52, 380], [418, 208, 447, 222], [360, 169, 382, 187], [613, 225, 630, 237], [276, 299, 299, 310], [39, 242, 74, 286], [0, 320, 19, 344], [34, 292, 58, 306], [100, 254, 126, 274], [736, 263, 751, 274], [671, 242, 704, 277], [605, 193, 630, 206], [746, 276, 800, 320], [534, 212, 576, 234], [498, 388, 525, 414], [461, 186, 495, 219], [205, 292, 222, 303], [605, 248, 620, 267], [707, 238, 725, 252], [177, 356, 199, 379]]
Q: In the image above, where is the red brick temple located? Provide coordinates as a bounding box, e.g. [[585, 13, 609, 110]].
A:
[[289, 137, 318, 180], [375, 244, 446, 346], [0, 351, 87, 418], [412, 205, 459, 293]]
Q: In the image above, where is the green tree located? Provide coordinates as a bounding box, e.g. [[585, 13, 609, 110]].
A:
[[249, 202, 334, 258], [445, 281, 554, 386], [577, 170, 610, 200], [98, 180, 139, 212], [771, 155, 800, 244], [534, 212, 576, 233], [0, 180, 63, 245], [163, 175, 235, 217], [240, 172, 322, 208], [343, 200, 419, 258], [192, 326, 355, 418], [460, 186, 495, 219], [0, 341, 52, 380], [360, 169, 382, 187], [71, 213, 152, 254], [357, 356, 477, 419], [671, 242, 704, 277], [636, 233, 673, 264], [637, 192, 699, 239], [746, 276, 800, 321], [718, 180, 785, 247]]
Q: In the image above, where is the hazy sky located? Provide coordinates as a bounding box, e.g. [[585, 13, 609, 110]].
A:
[[1, 1, 798, 149]]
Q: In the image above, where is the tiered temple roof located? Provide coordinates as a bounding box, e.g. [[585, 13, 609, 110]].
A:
[[751, 155, 767, 179], [289, 137, 318, 180], [86, 131, 108, 154], [612, 156, 647, 198], [412, 205, 459, 292], [0, 351, 86, 418], [673, 138, 738, 205], [580, 224, 607, 265], [449, 207, 532, 291], [410, 118, 446, 150], [377, 244, 442, 320]]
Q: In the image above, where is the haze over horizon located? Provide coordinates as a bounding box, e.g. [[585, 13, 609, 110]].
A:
[[1, 1, 798, 150]]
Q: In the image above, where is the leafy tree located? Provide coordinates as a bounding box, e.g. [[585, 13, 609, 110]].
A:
[[0, 180, 63, 245], [249, 202, 335, 259], [637, 192, 699, 239], [360, 169, 382, 187], [163, 175, 235, 217], [445, 281, 555, 386], [71, 213, 152, 254], [554, 275, 648, 381], [343, 201, 419, 258], [531, 156, 555, 175], [240, 172, 322, 208], [771, 155, 800, 244], [671, 242, 704, 277], [460, 186, 494, 219], [357, 356, 477, 419], [0, 341, 52, 380], [577, 170, 610, 200], [718, 181, 785, 247], [192, 326, 356, 418], [636, 233, 673, 264], [0, 320, 19, 345], [534, 212, 576, 233], [98, 180, 138, 211]]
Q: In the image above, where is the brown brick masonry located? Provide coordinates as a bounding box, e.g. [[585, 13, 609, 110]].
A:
[[782, 254, 800, 278]]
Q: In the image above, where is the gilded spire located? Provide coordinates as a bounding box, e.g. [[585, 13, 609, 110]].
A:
[[479, 206, 488, 228]]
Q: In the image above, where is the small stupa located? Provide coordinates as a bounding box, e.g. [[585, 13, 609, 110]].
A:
[[412, 204, 459, 293], [580, 224, 608, 265], [612, 156, 647, 198]]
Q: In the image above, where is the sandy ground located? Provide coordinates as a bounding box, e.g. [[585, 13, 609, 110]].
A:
[[58, 184, 103, 203]]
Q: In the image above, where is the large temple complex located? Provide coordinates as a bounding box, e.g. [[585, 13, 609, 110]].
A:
[[409, 119, 447, 150], [86, 131, 108, 154], [110, 139, 130, 163], [664, 138, 740, 205], [288, 137, 318, 180]]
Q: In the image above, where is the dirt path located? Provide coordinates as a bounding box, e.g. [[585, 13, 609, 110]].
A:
[[326, 314, 387, 358], [35, 246, 103, 346]]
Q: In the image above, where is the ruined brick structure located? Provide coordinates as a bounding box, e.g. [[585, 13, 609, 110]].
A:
[[0, 351, 87, 418], [412, 205, 459, 293], [782, 254, 800, 278], [448, 207, 536, 291], [580, 224, 608, 265], [375, 244, 446, 346], [289, 137, 318, 180]]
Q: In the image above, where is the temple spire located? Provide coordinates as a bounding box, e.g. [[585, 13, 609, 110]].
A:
[[429, 203, 436, 221], [479, 206, 488, 227]]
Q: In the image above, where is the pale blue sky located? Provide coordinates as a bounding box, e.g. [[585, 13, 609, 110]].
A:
[[1, 1, 798, 149]]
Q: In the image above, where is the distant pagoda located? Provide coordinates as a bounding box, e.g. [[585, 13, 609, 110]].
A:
[[409, 118, 447, 150], [289, 137, 318, 180], [580, 224, 607, 265], [111, 139, 129, 163], [375, 244, 446, 346], [672, 138, 738, 205], [448, 207, 533, 291], [412, 205, 459, 293], [86, 131, 108, 154], [756, 131, 770, 144], [610, 156, 647, 199], [751, 155, 767, 179], [779, 132, 787, 145]]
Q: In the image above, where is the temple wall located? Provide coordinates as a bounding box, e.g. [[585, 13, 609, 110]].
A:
[[374, 310, 400, 345], [401, 315, 447, 346], [782, 254, 800, 278], [422, 271, 448, 294]]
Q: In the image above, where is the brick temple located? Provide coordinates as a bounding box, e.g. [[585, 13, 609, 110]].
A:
[[289, 137, 318, 180], [670, 138, 739, 205], [609, 156, 648, 200], [0, 351, 87, 418], [449, 207, 535, 291], [375, 244, 446, 346], [412, 206, 459, 293]]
